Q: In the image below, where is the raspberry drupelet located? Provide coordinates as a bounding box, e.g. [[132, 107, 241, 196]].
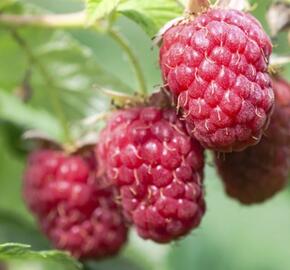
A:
[[215, 77, 290, 204], [97, 107, 205, 243], [159, 8, 274, 152], [23, 149, 128, 259]]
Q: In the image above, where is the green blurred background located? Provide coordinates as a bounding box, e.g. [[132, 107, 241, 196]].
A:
[[0, 0, 290, 269]]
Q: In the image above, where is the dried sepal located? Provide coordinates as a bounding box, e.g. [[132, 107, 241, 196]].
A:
[[152, 16, 185, 47], [152, 1, 210, 47], [147, 87, 173, 108], [81, 112, 111, 126], [73, 132, 99, 155], [270, 54, 290, 67], [96, 86, 145, 109], [23, 130, 63, 150], [268, 54, 290, 75], [266, 2, 290, 36], [23, 129, 99, 155], [215, 0, 251, 11]]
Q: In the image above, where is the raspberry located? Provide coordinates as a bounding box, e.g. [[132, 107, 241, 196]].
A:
[[23, 149, 128, 259], [159, 8, 274, 152], [97, 107, 205, 243], [215, 77, 290, 204]]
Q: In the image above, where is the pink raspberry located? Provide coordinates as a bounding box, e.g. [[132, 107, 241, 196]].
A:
[[215, 77, 290, 204], [159, 8, 274, 152], [97, 107, 205, 243], [23, 149, 128, 259]]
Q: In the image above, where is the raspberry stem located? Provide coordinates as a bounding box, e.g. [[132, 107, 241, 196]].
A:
[[186, 0, 210, 14], [9, 29, 73, 144], [108, 29, 147, 96]]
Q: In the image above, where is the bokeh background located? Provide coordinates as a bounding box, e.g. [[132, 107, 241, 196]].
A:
[[0, 0, 290, 269]]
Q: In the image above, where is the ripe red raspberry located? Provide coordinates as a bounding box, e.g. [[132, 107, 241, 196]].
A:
[[97, 107, 205, 243], [23, 149, 128, 259], [215, 77, 290, 204], [159, 8, 274, 152]]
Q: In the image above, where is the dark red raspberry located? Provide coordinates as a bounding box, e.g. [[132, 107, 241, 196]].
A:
[[215, 77, 290, 204], [159, 8, 274, 152], [97, 107, 205, 243], [23, 149, 128, 259]]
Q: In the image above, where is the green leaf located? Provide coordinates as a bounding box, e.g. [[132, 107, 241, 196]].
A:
[[117, 0, 182, 37], [85, 257, 143, 270], [0, 26, 132, 130], [118, 9, 157, 37], [86, 0, 122, 25], [0, 210, 49, 249], [0, 0, 17, 10], [0, 243, 81, 269], [0, 127, 28, 220], [0, 90, 62, 140]]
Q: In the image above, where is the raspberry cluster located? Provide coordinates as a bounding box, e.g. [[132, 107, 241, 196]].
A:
[[160, 8, 274, 152], [22, 3, 289, 261], [215, 77, 290, 204], [97, 107, 205, 243], [23, 149, 128, 259]]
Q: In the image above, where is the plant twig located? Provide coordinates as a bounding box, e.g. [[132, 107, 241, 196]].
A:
[[0, 12, 85, 29], [9, 29, 72, 143], [108, 29, 147, 96]]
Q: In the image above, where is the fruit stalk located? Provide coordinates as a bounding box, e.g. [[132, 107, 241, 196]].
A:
[[108, 29, 147, 96], [186, 0, 210, 14]]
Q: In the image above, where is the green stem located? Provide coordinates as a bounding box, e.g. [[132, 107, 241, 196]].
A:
[[108, 29, 147, 96], [0, 12, 85, 29], [9, 29, 72, 143]]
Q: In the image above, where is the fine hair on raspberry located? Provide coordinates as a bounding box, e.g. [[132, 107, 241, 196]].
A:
[[215, 77, 290, 204], [97, 107, 205, 243], [160, 8, 274, 152], [23, 149, 128, 259]]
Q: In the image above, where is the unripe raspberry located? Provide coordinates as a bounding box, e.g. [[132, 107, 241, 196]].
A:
[[97, 107, 205, 243], [23, 149, 128, 259], [159, 8, 274, 152], [215, 77, 290, 204]]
